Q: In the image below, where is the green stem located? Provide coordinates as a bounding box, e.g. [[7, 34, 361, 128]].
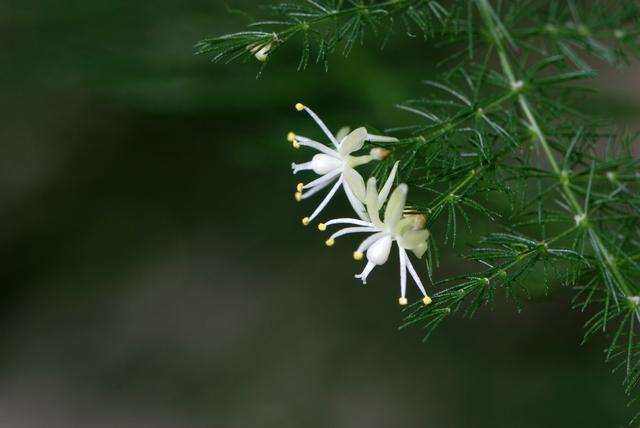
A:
[[476, 0, 634, 298], [429, 168, 478, 213], [277, 0, 417, 38]]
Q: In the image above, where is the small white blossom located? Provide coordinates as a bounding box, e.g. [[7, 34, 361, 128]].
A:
[[247, 41, 272, 62], [319, 162, 432, 306], [290, 103, 397, 225]]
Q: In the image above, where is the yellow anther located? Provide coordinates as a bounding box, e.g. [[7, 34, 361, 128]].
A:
[[318, 223, 327, 231], [292, 141, 301, 149], [422, 296, 432, 305], [353, 251, 364, 261], [296, 182, 304, 192], [398, 297, 408, 306], [287, 132, 296, 142], [325, 238, 335, 247], [302, 217, 310, 226], [295, 103, 305, 112], [294, 192, 302, 202]]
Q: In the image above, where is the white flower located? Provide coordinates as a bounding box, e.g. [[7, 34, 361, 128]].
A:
[[289, 103, 397, 225], [247, 42, 272, 62], [319, 162, 432, 306]]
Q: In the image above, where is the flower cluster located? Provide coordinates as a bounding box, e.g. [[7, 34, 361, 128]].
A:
[[289, 103, 432, 306]]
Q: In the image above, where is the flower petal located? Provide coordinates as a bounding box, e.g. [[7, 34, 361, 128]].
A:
[[384, 183, 407, 230], [343, 181, 369, 221], [335, 126, 351, 144], [412, 241, 429, 259], [343, 167, 366, 201], [366, 133, 399, 143], [400, 229, 430, 258], [365, 177, 384, 228], [377, 161, 399, 206], [339, 127, 367, 156]]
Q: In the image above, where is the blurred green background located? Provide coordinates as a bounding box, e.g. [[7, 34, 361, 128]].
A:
[[1, 0, 638, 426]]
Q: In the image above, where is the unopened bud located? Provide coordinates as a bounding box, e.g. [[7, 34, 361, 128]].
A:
[[403, 212, 427, 228], [247, 42, 272, 62], [369, 147, 391, 160], [254, 43, 272, 62]]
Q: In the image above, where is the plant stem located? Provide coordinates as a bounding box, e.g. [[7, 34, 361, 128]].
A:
[[476, 0, 634, 298]]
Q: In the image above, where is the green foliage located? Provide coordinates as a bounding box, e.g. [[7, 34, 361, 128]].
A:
[[195, 0, 467, 72], [201, 0, 640, 422]]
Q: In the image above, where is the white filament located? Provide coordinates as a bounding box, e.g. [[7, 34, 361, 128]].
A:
[[302, 106, 339, 148]]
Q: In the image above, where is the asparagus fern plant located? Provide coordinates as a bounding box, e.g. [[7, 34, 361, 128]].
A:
[[197, 0, 640, 422]]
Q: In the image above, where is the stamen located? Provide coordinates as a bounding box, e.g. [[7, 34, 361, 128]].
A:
[[398, 297, 408, 305], [302, 217, 310, 226], [329, 226, 377, 241], [305, 176, 344, 222], [294, 136, 340, 157], [298, 172, 340, 202], [353, 251, 363, 261], [318, 223, 327, 231], [299, 105, 339, 148], [325, 238, 335, 246], [325, 218, 374, 227], [399, 245, 407, 300], [302, 169, 341, 192], [404, 250, 428, 297], [355, 261, 376, 284]]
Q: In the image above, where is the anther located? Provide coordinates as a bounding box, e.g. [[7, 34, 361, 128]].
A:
[[302, 217, 310, 226], [294, 192, 302, 202], [353, 251, 364, 261], [292, 141, 300, 149], [422, 296, 432, 305], [296, 182, 304, 192], [287, 132, 296, 142], [295, 103, 305, 112], [318, 223, 327, 231], [398, 297, 408, 306], [325, 238, 335, 247]]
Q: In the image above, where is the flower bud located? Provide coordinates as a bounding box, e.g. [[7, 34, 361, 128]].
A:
[[369, 147, 391, 160], [247, 42, 272, 62]]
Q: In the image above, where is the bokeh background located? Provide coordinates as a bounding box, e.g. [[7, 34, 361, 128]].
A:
[[2, 1, 640, 427]]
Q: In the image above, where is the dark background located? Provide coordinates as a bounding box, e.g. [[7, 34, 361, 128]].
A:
[[2, 1, 640, 426]]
